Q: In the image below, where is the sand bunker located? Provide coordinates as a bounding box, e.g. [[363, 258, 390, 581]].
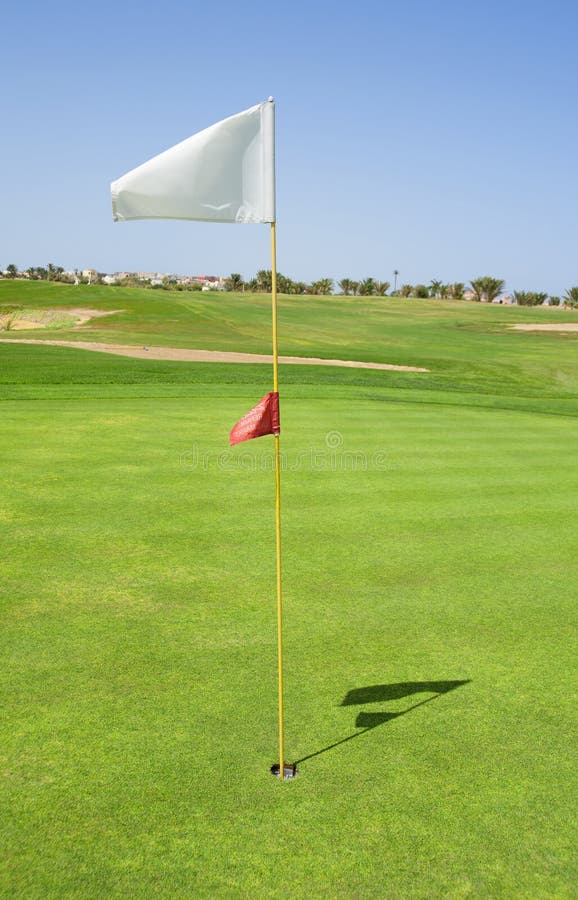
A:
[[511, 323, 578, 332], [0, 338, 429, 372]]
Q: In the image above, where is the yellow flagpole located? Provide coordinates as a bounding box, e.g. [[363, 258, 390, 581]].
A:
[[270, 220, 285, 778]]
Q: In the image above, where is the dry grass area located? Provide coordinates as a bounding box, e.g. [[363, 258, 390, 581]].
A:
[[0, 307, 121, 331], [511, 322, 578, 332]]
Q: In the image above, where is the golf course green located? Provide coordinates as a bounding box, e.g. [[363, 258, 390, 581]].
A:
[[1, 281, 577, 897]]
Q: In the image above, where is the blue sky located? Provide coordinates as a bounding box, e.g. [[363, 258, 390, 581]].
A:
[[2, 0, 577, 293]]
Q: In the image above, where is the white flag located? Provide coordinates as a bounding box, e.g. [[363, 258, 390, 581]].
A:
[[111, 100, 275, 224]]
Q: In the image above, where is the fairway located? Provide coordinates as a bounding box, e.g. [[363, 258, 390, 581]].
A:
[[1, 285, 577, 897]]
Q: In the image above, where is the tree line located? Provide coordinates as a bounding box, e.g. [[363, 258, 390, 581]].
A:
[[225, 272, 578, 307], [1, 264, 76, 282], [2, 263, 578, 307]]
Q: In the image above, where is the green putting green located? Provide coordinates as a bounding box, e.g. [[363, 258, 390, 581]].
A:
[[1, 283, 576, 896]]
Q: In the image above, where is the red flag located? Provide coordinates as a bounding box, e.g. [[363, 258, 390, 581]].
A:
[[230, 392, 280, 446]]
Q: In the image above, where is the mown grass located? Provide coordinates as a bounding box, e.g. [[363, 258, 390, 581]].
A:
[[1, 282, 577, 897], [1, 280, 578, 398]]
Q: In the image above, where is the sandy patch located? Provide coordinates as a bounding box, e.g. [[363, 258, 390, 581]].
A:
[[511, 323, 578, 332], [62, 308, 123, 326], [9, 320, 45, 331], [1, 307, 123, 331], [0, 339, 429, 372]]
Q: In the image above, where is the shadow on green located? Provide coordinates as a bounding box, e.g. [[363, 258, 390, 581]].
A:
[[296, 680, 471, 764]]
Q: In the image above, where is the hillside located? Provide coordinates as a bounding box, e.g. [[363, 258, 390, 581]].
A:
[[1, 280, 578, 406]]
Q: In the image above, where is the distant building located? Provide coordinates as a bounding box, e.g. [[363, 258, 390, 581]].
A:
[[104, 270, 226, 288], [197, 275, 226, 291]]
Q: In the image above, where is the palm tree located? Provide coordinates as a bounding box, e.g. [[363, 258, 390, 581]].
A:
[[429, 279, 443, 298], [255, 270, 272, 292], [225, 272, 244, 291], [375, 281, 390, 296], [358, 277, 376, 296], [449, 282, 465, 300], [349, 280, 360, 296], [469, 279, 483, 302], [514, 291, 550, 307], [277, 273, 293, 293], [563, 287, 578, 306], [470, 276, 505, 303], [532, 292, 548, 306], [393, 270, 399, 293], [338, 278, 353, 295], [317, 278, 334, 295], [399, 284, 413, 297]]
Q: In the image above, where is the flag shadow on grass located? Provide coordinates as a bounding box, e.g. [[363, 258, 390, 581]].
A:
[[294, 680, 470, 765]]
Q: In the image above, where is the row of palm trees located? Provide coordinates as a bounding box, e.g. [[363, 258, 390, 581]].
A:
[[226, 272, 396, 296], [225, 272, 578, 305], [226, 272, 477, 298], [225, 271, 343, 296], [2, 263, 67, 281]]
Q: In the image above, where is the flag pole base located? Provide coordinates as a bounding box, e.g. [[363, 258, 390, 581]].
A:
[[270, 762, 297, 780]]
